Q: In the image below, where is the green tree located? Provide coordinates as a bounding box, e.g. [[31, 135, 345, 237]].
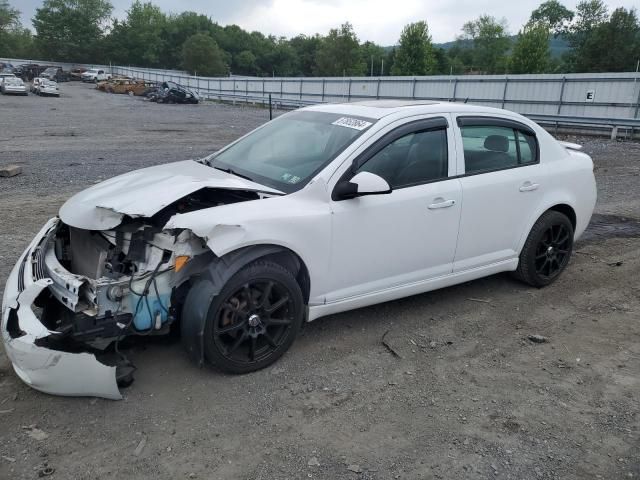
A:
[[0, 0, 18, 33], [510, 22, 551, 73], [258, 36, 297, 76], [0, 1, 38, 58], [530, 0, 574, 34], [33, 0, 113, 62], [235, 50, 257, 74], [391, 21, 436, 75], [574, 7, 640, 72], [459, 15, 511, 73], [360, 41, 387, 76], [563, 0, 609, 71], [571, 0, 608, 33], [314, 22, 366, 76], [160, 12, 220, 68], [289, 34, 322, 76], [182, 33, 227, 76], [1, 27, 38, 58], [432, 48, 451, 75], [104, 1, 166, 67], [447, 40, 474, 74], [381, 47, 397, 76]]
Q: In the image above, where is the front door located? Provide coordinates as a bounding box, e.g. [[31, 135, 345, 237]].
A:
[[325, 116, 462, 303]]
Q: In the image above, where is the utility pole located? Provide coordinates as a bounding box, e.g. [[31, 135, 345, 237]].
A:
[[371, 55, 374, 76], [381, 59, 384, 76]]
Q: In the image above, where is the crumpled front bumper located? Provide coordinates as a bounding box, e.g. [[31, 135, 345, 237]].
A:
[[1, 218, 122, 400]]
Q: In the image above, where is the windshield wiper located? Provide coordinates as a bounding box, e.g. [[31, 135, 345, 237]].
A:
[[213, 166, 255, 182]]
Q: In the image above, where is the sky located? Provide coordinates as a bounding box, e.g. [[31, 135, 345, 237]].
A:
[[15, 0, 640, 45]]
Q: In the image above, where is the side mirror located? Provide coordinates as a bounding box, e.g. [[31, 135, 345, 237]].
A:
[[333, 171, 392, 200]]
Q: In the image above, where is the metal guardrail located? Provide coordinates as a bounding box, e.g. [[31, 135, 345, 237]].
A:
[[111, 66, 640, 139], [526, 114, 640, 139], [189, 89, 640, 139]]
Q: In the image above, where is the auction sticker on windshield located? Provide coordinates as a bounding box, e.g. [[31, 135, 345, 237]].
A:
[[332, 117, 373, 130]]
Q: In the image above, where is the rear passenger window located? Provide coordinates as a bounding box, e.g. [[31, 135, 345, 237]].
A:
[[461, 125, 537, 174]]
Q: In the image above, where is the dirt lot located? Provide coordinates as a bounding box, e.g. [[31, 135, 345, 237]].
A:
[[0, 83, 639, 480]]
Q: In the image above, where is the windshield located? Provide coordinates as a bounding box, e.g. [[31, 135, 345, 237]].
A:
[[210, 111, 375, 193]]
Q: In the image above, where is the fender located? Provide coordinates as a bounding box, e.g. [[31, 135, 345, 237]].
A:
[[515, 195, 579, 256]]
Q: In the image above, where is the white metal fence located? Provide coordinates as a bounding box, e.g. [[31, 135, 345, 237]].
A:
[[3, 57, 640, 135], [112, 66, 640, 121]]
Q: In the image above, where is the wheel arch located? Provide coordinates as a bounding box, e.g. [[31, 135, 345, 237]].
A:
[[180, 243, 311, 367], [517, 200, 578, 255], [548, 203, 576, 231]]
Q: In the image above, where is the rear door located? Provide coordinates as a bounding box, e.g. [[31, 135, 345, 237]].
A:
[[452, 115, 543, 272]]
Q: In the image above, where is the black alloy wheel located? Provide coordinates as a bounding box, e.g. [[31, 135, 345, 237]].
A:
[[203, 261, 304, 373], [534, 223, 571, 279], [514, 210, 574, 287]]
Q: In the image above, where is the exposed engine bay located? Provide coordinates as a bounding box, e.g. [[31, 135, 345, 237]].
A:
[[3, 186, 268, 398], [37, 188, 260, 344]]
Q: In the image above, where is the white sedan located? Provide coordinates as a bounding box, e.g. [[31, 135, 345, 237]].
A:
[[1, 101, 596, 399], [0, 75, 27, 95], [37, 79, 60, 96]]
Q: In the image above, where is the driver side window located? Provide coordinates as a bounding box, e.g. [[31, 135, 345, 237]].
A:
[[357, 128, 448, 189]]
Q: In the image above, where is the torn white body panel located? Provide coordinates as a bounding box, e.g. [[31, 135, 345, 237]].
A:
[[1, 219, 122, 400], [164, 179, 333, 304], [59, 160, 284, 230], [8, 338, 121, 400]]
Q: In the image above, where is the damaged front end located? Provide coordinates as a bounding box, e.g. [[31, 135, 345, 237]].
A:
[[2, 161, 284, 399], [1, 215, 210, 400]]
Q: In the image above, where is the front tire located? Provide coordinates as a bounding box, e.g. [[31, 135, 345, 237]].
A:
[[514, 211, 574, 287], [203, 261, 304, 373]]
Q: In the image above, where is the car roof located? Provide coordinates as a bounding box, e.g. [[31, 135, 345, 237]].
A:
[[305, 100, 521, 121]]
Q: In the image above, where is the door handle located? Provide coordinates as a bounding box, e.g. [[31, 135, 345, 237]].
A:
[[428, 199, 456, 209], [519, 182, 540, 192]]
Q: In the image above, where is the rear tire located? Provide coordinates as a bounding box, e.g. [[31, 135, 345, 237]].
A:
[[202, 261, 304, 374], [514, 211, 574, 287]]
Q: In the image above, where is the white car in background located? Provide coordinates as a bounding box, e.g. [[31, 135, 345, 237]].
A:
[[1, 101, 597, 400], [0, 75, 27, 95], [30, 77, 44, 94], [37, 79, 60, 96], [81, 68, 111, 82], [0, 72, 16, 83]]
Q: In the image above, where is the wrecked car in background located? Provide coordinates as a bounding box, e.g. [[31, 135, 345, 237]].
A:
[[69, 68, 87, 81], [31, 77, 60, 96], [125, 80, 157, 96], [147, 81, 199, 104], [2, 101, 597, 400], [15, 64, 49, 82], [40, 66, 70, 83], [37, 79, 60, 97], [102, 78, 155, 96]]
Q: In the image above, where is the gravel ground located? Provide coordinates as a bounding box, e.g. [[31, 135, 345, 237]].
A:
[[0, 83, 639, 480]]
